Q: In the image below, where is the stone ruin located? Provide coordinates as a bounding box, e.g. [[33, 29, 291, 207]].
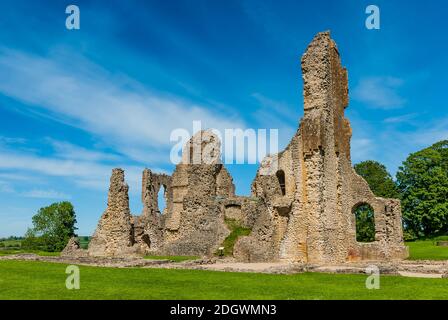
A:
[[75, 31, 408, 264]]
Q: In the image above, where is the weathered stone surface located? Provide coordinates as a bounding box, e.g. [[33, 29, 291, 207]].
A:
[[134, 168, 172, 254], [233, 31, 408, 264], [61, 236, 88, 257], [88, 169, 137, 257], [62, 236, 80, 252], [76, 31, 408, 265], [159, 130, 233, 256]]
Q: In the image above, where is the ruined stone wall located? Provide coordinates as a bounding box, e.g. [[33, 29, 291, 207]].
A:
[[234, 31, 408, 263], [131, 169, 173, 254], [88, 169, 137, 257], [85, 31, 407, 264], [221, 197, 261, 229], [300, 31, 348, 264], [156, 130, 235, 256], [344, 169, 408, 261], [217, 167, 235, 197], [161, 164, 229, 255]]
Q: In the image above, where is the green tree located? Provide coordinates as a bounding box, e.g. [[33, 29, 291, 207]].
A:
[[354, 204, 375, 242], [22, 202, 77, 252], [396, 140, 448, 238], [354, 160, 399, 198]]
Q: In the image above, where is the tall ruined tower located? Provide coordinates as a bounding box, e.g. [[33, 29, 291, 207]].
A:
[[88, 168, 136, 257], [236, 31, 408, 263], [299, 31, 352, 263]]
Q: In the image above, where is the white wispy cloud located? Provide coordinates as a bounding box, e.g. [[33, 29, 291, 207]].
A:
[[251, 93, 293, 120], [0, 48, 245, 164], [0, 136, 27, 145], [383, 113, 418, 124], [0, 151, 108, 178], [0, 147, 160, 195], [403, 117, 448, 146], [351, 138, 375, 163], [46, 139, 122, 162], [352, 76, 406, 109], [250, 92, 297, 150], [0, 181, 14, 193], [1, 175, 70, 199], [22, 189, 71, 200], [350, 113, 448, 176]]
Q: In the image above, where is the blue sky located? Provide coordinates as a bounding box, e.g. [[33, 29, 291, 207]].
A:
[[0, 0, 447, 237]]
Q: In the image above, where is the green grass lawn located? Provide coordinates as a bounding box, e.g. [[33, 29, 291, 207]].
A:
[[78, 236, 91, 249], [406, 240, 448, 260], [0, 237, 447, 299], [0, 260, 447, 300]]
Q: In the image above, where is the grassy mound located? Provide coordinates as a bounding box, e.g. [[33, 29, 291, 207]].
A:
[[216, 219, 251, 257]]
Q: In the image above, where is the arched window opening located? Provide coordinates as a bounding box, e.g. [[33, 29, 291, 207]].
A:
[[353, 203, 375, 242], [157, 185, 167, 214], [276, 170, 286, 196]]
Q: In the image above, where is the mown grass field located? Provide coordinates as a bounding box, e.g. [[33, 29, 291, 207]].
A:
[[407, 240, 448, 260], [1, 237, 448, 300], [0, 260, 448, 300]]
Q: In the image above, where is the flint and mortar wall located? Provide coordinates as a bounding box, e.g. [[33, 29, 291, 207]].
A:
[[84, 31, 408, 264], [234, 31, 408, 263]]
